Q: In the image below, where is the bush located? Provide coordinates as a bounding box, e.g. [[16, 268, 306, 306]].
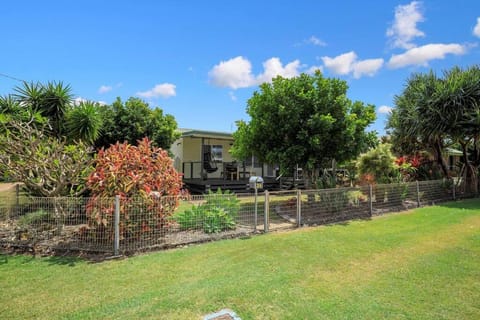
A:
[[18, 210, 53, 227], [86, 138, 183, 240], [175, 189, 239, 233], [357, 143, 400, 184]]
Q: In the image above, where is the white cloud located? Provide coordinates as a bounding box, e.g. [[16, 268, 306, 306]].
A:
[[322, 51, 357, 75], [73, 97, 87, 106], [388, 43, 467, 68], [378, 105, 393, 114], [474, 17, 480, 37], [306, 65, 324, 74], [256, 57, 301, 84], [228, 91, 237, 101], [98, 85, 112, 94], [209, 56, 302, 89], [386, 1, 424, 49], [208, 56, 255, 89], [352, 58, 384, 79], [307, 36, 327, 46], [136, 83, 176, 98], [321, 51, 383, 78]]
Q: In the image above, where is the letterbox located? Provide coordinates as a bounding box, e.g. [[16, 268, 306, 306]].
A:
[[248, 176, 264, 190]]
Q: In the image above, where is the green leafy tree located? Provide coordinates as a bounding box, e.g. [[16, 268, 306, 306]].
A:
[[231, 72, 376, 188], [95, 97, 179, 150]]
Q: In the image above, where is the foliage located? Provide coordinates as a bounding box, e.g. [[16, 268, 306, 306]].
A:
[[86, 138, 183, 239], [13, 81, 73, 139], [18, 210, 53, 227], [231, 71, 376, 188], [346, 190, 368, 206], [0, 120, 94, 197], [316, 170, 337, 189], [65, 101, 103, 144], [357, 144, 400, 184], [2, 81, 103, 144], [387, 65, 480, 192], [175, 189, 239, 233], [95, 97, 180, 150]]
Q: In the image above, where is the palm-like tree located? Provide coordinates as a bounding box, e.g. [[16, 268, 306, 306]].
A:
[[65, 101, 103, 144], [13, 81, 73, 138], [389, 65, 480, 192]]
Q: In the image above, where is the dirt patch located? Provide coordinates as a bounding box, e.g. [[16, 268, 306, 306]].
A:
[[0, 183, 20, 193]]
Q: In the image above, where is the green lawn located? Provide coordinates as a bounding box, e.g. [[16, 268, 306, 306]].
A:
[[1, 199, 479, 319]]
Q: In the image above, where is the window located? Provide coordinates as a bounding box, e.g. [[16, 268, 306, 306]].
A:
[[211, 145, 223, 162]]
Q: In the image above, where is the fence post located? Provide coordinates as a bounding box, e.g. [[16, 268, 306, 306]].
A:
[[114, 195, 120, 256], [264, 190, 269, 233], [15, 184, 20, 216], [416, 180, 421, 207], [296, 189, 302, 227], [369, 184, 373, 217], [452, 179, 456, 200]]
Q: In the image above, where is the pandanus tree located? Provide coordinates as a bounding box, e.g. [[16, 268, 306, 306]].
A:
[[388, 65, 480, 193]]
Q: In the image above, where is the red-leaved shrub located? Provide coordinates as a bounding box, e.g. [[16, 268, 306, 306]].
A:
[[86, 138, 183, 240]]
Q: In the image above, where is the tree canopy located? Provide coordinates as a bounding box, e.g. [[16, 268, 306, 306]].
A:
[[231, 72, 376, 186], [95, 97, 179, 150], [387, 65, 480, 192]]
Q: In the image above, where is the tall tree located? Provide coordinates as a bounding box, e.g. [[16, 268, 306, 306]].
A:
[[387, 65, 480, 192], [13, 81, 73, 139], [95, 97, 179, 150], [387, 71, 450, 177], [231, 72, 376, 188]]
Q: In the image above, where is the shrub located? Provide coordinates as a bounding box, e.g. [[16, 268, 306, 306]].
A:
[[357, 144, 400, 184], [18, 210, 53, 227], [175, 189, 239, 233], [86, 138, 183, 240]]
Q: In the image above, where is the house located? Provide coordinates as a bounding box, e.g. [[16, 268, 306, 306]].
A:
[[444, 147, 463, 175], [170, 129, 279, 193]]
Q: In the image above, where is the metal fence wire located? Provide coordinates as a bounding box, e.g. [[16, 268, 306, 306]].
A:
[[0, 179, 477, 256]]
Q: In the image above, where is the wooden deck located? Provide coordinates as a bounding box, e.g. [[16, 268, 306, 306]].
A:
[[183, 177, 280, 194]]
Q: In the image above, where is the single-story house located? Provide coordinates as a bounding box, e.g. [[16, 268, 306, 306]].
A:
[[170, 129, 279, 193]]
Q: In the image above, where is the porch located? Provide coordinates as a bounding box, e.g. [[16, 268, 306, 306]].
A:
[[183, 176, 281, 194]]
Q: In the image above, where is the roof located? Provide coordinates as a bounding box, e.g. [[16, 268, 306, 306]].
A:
[[179, 128, 233, 140], [444, 147, 463, 156]]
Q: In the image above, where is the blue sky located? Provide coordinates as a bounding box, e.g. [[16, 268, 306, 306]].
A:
[[1, 0, 480, 135]]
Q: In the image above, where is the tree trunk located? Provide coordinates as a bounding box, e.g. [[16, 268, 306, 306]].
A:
[[460, 142, 478, 195], [433, 141, 450, 178]]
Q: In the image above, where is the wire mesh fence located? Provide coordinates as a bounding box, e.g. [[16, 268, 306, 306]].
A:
[[0, 179, 477, 256]]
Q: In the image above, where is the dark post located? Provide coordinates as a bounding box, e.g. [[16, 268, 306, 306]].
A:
[[416, 180, 421, 207], [369, 184, 373, 217]]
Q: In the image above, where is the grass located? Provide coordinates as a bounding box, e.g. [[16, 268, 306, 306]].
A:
[[1, 199, 479, 319]]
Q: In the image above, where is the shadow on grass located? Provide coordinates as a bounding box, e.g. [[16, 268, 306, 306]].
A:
[[44, 256, 81, 266], [323, 217, 372, 227], [0, 253, 8, 265], [436, 198, 480, 211]]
